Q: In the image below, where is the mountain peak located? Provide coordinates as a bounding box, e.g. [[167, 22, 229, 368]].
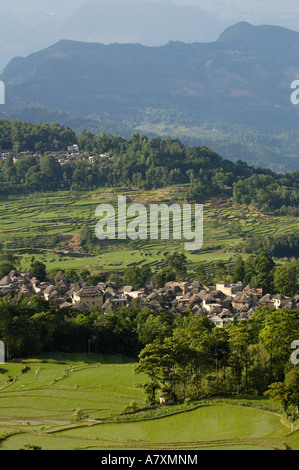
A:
[[217, 21, 254, 41], [217, 21, 299, 47]]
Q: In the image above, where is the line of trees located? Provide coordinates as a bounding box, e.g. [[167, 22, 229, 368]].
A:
[[136, 308, 299, 398], [233, 231, 299, 259], [229, 254, 298, 296], [0, 119, 76, 153], [135, 308, 299, 418]]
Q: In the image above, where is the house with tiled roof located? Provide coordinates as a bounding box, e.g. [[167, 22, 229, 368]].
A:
[[72, 286, 103, 309]]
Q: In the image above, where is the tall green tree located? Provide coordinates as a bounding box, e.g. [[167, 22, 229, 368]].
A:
[[123, 266, 151, 290], [195, 263, 208, 284], [30, 260, 47, 281], [254, 252, 275, 293], [233, 255, 245, 283], [135, 342, 166, 405], [228, 322, 253, 394], [166, 253, 187, 280], [274, 265, 298, 297], [0, 252, 21, 277], [259, 309, 299, 382]]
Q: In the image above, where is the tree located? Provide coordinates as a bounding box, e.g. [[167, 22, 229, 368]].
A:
[[123, 266, 151, 290], [0, 252, 21, 277], [213, 260, 228, 283], [79, 268, 91, 280], [86, 273, 106, 286], [244, 254, 257, 286], [80, 224, 98, 254], [166, 253, 187, 280], [39, 155, 62, 190], [265, 368, 299, 419], [137, 314, 172, 346], [135, 342, 166, 405], [181, 317, 213, 399], [211, 327, 230, 391], [228, 322, 252, 394], [30, 260, 47, 282], [195, 263, 207, 284], [227, 220, 243, 237], [274, 265, 298, 297], [65, 270, 80, 283], [151, 268, 176, 288], [254, 252, 275, 293], [20, 444, 42, 451], [233, 255, 245, 283], [259, 309, 299, 382], [108, 273, 124, 286]]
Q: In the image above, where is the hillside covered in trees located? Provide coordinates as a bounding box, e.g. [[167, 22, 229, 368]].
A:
[[0, 120, 298, 217]]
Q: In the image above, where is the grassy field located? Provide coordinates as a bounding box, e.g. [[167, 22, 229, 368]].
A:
[[0, 187, 297, 277], [0, 354, 298, 450]]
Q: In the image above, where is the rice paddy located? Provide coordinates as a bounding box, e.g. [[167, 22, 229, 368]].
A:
[[0, 354, 298, 450], [0, 187, 297, 276]]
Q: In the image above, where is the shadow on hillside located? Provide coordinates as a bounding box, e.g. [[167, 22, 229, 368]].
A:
[[9, 352, 137, 366]]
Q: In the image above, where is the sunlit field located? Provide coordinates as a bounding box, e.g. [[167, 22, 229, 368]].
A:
[[0, 354, 298, 450]]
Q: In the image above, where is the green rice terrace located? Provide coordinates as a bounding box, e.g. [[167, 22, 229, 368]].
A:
[[0, 187, 297, 276], [0, 354, 298, 451]]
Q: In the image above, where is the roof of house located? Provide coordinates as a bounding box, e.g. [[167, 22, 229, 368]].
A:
[[44, 285, 57, 295], [259, 294, 273, 303], [0, 276, 11, 286], [77, 287, 103, 297], [72, 301, 89, 311], [233, 292, 252, 302], [55, 271, 69, 284]]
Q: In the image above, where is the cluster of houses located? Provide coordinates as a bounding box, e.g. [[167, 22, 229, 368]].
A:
[[0, 271, 298, 327], [0, 147, 114, 167]]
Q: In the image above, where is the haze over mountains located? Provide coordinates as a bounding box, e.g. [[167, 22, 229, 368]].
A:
[[3, 21, 298, 126], [2, 0, 299, 73], [1, 21, 299, 171], [1, 1, 299, 171], [0, 1, 225, 73]]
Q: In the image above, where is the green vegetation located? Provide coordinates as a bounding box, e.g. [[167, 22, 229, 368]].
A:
[[0, 285, 298, 416], [0, 123, 298, 217], [0, 120, 76, 153], [0, 353, 298, 450], [234, 231, 299, 258], [0, 188, 298, 279], [0, 121, 298, 450]]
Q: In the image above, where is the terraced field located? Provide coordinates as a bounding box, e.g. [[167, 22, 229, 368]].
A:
[[0, 188, 297, 276], [0, 354, 298, 451]]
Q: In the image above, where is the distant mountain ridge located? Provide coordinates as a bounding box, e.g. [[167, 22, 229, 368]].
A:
[[0, 1, 226, 72], [1, 22, 299, 171], [217, 21, 299, 45]]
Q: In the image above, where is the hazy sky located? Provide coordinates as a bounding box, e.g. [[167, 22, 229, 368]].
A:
[[2, 0, 299, 29], [184, 0, 299, 24], [3, 0, 299, 22]]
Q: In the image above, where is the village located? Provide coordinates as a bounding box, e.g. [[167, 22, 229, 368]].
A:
[[0, 268, 298, 329], [0, 145, 113, 167]]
